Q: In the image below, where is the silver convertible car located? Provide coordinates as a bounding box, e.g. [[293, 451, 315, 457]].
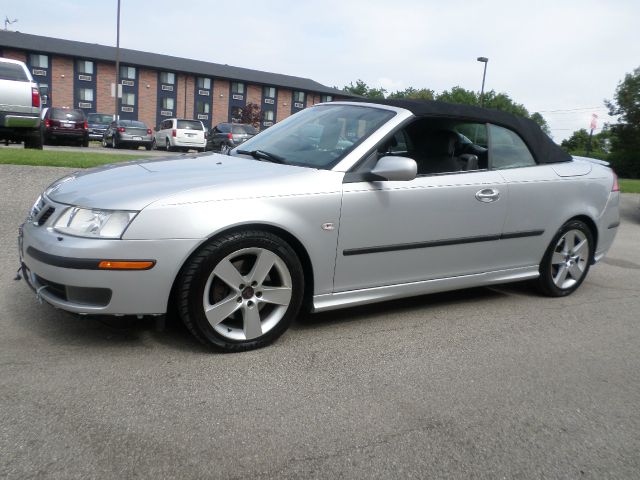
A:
[[18, 100, 620, 351]]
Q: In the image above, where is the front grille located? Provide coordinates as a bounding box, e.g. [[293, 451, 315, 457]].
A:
[[37, 207, 55, 226], [33, 274, 112, 307]]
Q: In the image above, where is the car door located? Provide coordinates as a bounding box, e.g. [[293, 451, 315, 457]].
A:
[[334, 123, 509, 293]]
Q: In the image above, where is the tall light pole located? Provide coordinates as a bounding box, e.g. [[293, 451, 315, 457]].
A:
[[477, 56, 489, 107], [114, 0, 121, 121]]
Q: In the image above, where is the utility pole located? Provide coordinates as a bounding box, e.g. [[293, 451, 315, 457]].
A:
[[114, 0, 121, 121], [477, 57, 489, 107]]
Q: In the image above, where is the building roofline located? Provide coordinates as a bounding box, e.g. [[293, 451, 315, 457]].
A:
[[0, 30, 349, 97]]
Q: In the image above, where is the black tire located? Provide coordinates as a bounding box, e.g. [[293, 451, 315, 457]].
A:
[[82, 138, 89, 148], [535, 220, 594, 297], [24, 130, 43, 150], [145, 143, 152, 151], [177, 230, 304, 352], [102, 136, 109, 148], [112, 136, 119, 149], [166, 139, 173, 152], [151, 139, 157, 150]]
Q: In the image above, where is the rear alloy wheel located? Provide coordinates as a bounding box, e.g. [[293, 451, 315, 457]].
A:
[[151, 139, 157, 150], [177, 231, 304, 351], [220, 143, 230, 155], [536, 220, 593, 297], [102, 137, 109, 148], [166, 139, 172, 152], [112, 136, 118, 149]]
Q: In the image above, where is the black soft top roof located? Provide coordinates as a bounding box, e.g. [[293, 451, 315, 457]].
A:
[[350, 98, 571, 164]]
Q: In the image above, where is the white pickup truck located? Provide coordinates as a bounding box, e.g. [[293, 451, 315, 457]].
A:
[[0, 57, 43, 149]]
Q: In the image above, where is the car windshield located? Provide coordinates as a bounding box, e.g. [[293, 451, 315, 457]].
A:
[[50, 109, 84, 121], [0, 63, 29, 81], [88, 114, 113, 124], [119, 120, 146, 128], [177, 120, 203, 130], [230, 105, 395, 169], [232, 125, 257, 135]]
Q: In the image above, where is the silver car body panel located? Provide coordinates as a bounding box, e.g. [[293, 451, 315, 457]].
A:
[[19, 102, 620, 316]]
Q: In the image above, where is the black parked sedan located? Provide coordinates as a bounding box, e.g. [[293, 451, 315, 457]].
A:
[[87, 113, 114, 141], [102, 120, 153, 150], [206, 123, 257, 153], [42, 107, 89, 147]]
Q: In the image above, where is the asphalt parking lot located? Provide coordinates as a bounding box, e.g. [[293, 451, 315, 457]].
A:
[[1, 163, 639, 479]]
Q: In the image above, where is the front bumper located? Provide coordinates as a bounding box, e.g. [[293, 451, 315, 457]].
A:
[[19, 199, 201, 315]]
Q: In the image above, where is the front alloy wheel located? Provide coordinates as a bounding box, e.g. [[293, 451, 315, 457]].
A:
[[177, 231, 304, 351], [536, 220, 593, 297]]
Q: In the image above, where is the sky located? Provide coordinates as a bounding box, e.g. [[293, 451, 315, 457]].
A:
[[4, 0, 639, 141]]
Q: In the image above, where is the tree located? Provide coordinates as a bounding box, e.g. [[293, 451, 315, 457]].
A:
[[240, 103, 261, 128], [605, 67, 640, 178], [388, 87, 435, 100], [342, 79, 387, 99], [560, 128, 609, 160]]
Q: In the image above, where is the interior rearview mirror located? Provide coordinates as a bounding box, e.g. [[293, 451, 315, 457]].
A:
[[370, 156, 417, 181]]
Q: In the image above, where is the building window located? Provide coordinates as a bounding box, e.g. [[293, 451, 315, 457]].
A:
[[321, 95, 333, 102], [122, 92, 135, 106], [79, 88, 94, 102], [230, 106, 242, 123], [120, 66, 136, 80], [160, 72, 175, 85], [293, 91, 305, 103], [77, 60, 94, 75], [263, 86, 276, 98], [263, 110, 274, 122], [231, 82, 244, 95], [196, 100, 210, 114], [197, 77, 211, 90], [161, 97, 174, 110], [29, 54, 48, 69], [38, 83, 49, 105]]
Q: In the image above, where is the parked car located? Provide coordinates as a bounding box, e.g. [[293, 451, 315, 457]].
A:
[[87, 113, 114, 141], [103, 119, 153, 150], [153, 118, 206, 152], [206, 122, 257, 153], [18, 99, 620, 352], [0, 57, 42, 149], [42, 107, 88, 146]]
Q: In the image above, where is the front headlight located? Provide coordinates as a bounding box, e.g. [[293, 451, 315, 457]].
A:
[[53, 207, 138, 239]]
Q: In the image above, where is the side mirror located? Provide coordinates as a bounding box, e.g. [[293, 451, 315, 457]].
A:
[[370, 156, 417, 181]]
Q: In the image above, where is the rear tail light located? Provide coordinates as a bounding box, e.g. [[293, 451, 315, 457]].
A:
[[227, 133, 233, 140], [612, 171, 620, 192], [83, 121, 88, 130], [117, 127, 126, 133], [172, 129, 177, 137], [32, 87, 40, 108], [146, 128, 152, 135], [44, 119, 51, 128]]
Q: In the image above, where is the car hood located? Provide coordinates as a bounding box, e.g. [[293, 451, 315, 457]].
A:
[[45, 154, 341, 210]]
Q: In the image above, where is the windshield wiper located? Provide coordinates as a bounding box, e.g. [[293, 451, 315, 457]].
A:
[[236, 149, 287, 164]]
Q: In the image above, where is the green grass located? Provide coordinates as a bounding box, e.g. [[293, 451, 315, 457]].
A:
[[0, 149, 150, 168], [619, 179, 640, 194]]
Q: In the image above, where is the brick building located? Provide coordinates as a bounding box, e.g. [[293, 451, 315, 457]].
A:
[[0, 31, 350, 130]]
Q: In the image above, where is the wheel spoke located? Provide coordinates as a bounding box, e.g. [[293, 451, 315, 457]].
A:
[[249, 249, 277, 285], [242, 305, 262, 340], [551, 251, 565, 265], [204, 295, 241, 327], [568, 263, 584, 280], [554, 264, 568, 286], [260, 286, 292, 306], [213, 259, 245, 290], [571, 239, 588, 258]]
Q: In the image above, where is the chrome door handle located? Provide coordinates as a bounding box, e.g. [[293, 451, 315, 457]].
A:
[[475, 188, 500, 203]]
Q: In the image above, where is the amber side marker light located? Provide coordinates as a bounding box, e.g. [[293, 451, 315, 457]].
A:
[[98, 260, 155, 270]]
